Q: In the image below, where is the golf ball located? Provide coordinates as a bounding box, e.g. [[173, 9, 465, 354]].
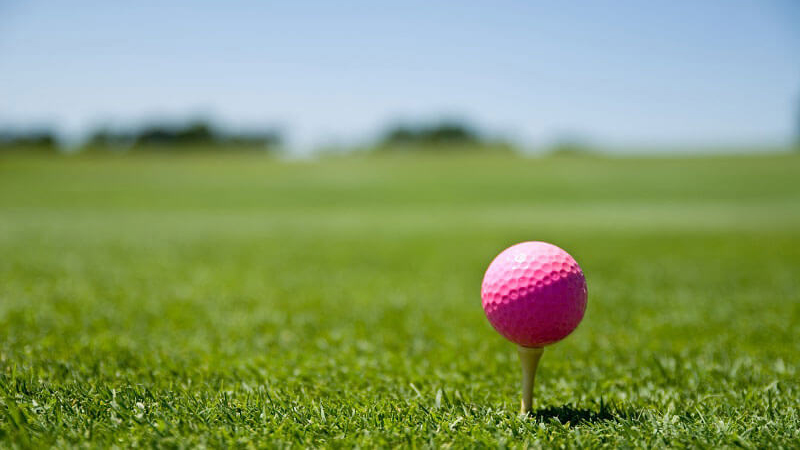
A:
[[481, 242, 587, 347]]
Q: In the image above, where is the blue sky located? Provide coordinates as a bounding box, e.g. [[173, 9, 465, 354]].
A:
[[1, 0, 798, 150]]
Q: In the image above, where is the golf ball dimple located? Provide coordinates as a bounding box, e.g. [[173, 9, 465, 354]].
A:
[[481, 241, 587, 347]]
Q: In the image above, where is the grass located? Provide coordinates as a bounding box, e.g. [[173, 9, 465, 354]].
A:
[[1, 151, 799, 447]]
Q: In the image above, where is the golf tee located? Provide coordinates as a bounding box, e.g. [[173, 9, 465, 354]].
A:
[[517, 345, 544, 414]]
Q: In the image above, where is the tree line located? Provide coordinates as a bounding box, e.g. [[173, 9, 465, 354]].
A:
[[0, 119, 519, 154], [3, 107, 800, 153], [0, 121, 282, 152]]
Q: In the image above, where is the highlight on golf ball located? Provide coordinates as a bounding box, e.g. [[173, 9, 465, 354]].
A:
[[481, 241, 587, 347]]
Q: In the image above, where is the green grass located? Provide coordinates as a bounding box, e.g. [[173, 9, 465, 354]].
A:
[[1, 151, 799, 447]]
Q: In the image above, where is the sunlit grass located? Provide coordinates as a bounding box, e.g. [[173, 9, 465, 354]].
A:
[[1, 151, 798, 446]]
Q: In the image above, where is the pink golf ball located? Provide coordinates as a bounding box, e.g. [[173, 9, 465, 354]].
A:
[[481, 242, 587, 347]]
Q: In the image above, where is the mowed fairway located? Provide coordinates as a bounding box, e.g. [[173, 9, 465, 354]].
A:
[[1, 152, 799, 447]]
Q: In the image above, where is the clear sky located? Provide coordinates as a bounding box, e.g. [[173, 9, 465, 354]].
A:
[[1, 0, 798, 150]]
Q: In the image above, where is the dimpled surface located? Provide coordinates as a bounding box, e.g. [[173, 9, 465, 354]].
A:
[[481, 242, 587, 347]]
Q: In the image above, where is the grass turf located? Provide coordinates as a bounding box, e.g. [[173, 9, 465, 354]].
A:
[[1, 151, 799, 447]]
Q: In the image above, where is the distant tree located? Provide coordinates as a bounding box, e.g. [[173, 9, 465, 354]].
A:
[[82, 120, 282, 153], [0, 129, 58, 151], [421, 122, 478, 145], [174, 121, 216, 145], [132, 120, 217, 148], [133, 126, 176, 147], [379, 121, 482, 148]]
